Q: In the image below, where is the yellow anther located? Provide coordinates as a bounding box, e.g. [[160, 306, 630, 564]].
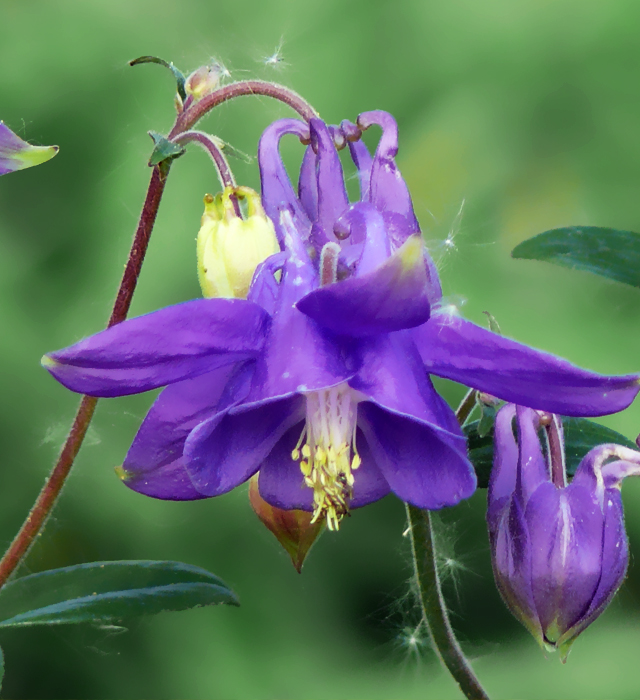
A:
[[289, 384, 360, 530]]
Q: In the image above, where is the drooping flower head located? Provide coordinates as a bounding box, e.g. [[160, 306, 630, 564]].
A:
[[42, 111, 640, 530], [488, 404, 640, 659]]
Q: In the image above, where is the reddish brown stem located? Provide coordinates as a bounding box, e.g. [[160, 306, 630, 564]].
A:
[[171, 80, 318, 136], [0, 78, 317, 589], [0, 162, 171, 588]]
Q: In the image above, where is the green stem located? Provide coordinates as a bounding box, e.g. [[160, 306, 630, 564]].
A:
[[406, 505, 490, 700], [0, 162, 172, 588]]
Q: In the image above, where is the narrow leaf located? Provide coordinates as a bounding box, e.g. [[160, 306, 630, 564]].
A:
[[0, 644, 4, 693], [0, 560, 238, 628], [512, 226, 640, 288], [213, 136, 254, 164], [129, 56, 186, 101], [464, 416, 635, 486], [148, 131, 185, 166]]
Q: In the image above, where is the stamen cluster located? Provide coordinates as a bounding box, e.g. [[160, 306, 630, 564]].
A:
[[292, 384, 361, 530]]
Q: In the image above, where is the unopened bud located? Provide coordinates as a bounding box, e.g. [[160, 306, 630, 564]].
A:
[[197, 186, 279, 299], [185, 62, 227, 100], [249, 475, 323, 573], [488, 404, 640, 661]]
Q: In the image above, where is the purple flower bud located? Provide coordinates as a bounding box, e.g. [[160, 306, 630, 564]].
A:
[[488, 404, 640, 660]]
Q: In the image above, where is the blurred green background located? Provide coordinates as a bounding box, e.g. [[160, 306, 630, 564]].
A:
[[2, 0, 640, 698]]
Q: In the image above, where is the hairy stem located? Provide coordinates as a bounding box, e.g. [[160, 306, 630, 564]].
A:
[[0, 162, 171, 588], [0, 76, 319, 587], [172, 131, 236, 189], [406, 505, 490, 700], [456, 389, 477, 427], [171, 80, 318, 136]]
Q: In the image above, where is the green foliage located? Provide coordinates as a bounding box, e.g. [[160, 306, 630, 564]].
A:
[[465, 416, 636, 487], [148, 132, 185, 166], [512, 227, 640, 289], [129, 56, 187, 101], [0, 561, 238, 628]]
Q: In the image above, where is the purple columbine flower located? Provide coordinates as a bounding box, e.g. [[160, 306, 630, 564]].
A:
[[42, 112, 640, 529], [488, 404, 640, 659], [0, 121, 58, 176]]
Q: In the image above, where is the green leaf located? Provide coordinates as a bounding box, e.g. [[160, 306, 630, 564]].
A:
[[562, 417, 637, 477], [464, 420, 494, 488], [214, 137, 254, 165], [148, 131, 185, 166], [0, 560, 238, 628], [0, 644, 4, 693], [477, 402, 497, 438], [464, 416, 636, 487], [512, 226, 640, 288], [129, 56, 186, 101]]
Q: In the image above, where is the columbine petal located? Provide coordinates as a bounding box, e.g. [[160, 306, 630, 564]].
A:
[[561, 490, 627, 649], [298, 145, 318, 222], [487, 404, 518, 529], [309, 119, 349, 242], [120, 362, 254, 500], [42, 299, 269, 397], [357, 110, 419, 234], [297, 235, 431, 337], [524, 483, 603, 640], [415, 315, 640, 416], [184, 396, 305, 497], [515, 406, 551, 506], [341, 120, 373, 201], [258, 118, 311, 244], [358, 402, 474, 509], [492, 497, 543, 643], [0, 121, 58, 175]]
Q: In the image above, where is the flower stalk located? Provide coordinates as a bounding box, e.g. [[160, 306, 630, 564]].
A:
[[406, 504, 490, 700], [405, 391, 489, 700], [0, 161, 171, 588]]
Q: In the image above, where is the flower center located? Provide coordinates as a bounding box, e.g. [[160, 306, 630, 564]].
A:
[[291, 383, 360, 531]]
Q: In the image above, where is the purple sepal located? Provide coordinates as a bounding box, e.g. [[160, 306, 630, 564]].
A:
[[415, 315, 640, 416], [297, 235, 431, 337], [43, 299, 270, 397], [357, 110, 420, 234]]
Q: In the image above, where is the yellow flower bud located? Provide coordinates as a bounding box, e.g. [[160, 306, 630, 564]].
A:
[[197, 186, 279, 299]]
